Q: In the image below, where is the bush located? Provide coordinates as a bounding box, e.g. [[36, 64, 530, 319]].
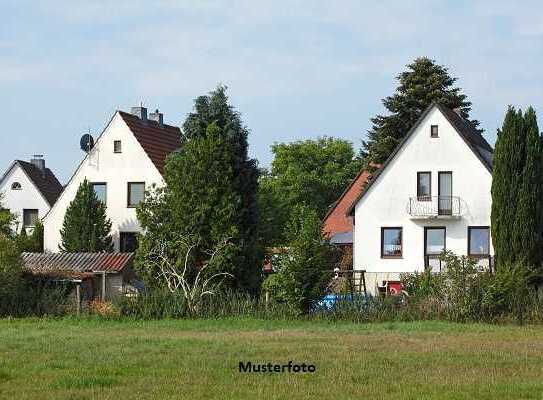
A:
[[399, 251, 543, 324], [262, 205, 338, 313]]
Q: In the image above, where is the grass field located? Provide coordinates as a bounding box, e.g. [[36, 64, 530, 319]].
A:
[[1, 318, 543, 399]]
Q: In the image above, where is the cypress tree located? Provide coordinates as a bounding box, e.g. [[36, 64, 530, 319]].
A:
[[137, 86, 260, 291], [514, 107, 542, 267], [362, 57, 480, 166], [60, 179, 113, 252], [491, 107, 542, 269]]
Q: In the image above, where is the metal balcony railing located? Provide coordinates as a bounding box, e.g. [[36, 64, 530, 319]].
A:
[[407, 196, 462, 218]]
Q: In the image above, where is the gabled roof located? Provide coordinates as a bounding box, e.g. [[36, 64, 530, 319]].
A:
[[22, 252, 134, 278], [322, 167, 374, 240], [346, 102, 493, 216], [1, 160, 63, 206], [118, 111, 182, 174]]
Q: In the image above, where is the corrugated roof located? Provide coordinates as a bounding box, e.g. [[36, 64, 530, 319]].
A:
[[118, 111, 182, 174], [22, 252, 134, 277], [16, 161, 63, 206]]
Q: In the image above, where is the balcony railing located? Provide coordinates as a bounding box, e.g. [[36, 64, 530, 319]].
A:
[[407, 196, 462, 218]]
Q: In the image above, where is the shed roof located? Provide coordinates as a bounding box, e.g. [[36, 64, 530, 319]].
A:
[[22, 252, 134, 278]]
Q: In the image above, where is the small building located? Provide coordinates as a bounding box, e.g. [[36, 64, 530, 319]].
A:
[[43, 107, 181, 252], [22, 252, 138, 304], [347, 102, 494, 295], [0, 156, 63, 233]]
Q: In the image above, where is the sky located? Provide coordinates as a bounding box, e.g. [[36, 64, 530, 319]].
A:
[[1, 1, 542, 183]]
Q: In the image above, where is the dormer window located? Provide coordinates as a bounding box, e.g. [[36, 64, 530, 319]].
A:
[[431, 125, 439, 137], [114, 140, 122, 153], [11, 182, 21, 190]]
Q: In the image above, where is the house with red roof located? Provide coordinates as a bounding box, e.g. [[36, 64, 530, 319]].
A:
[[43, 107, 181, 252], [322, 168, 374, 246]]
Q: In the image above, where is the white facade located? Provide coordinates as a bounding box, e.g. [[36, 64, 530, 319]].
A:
[[352, 105, 493, 294], [43, 112, 165, 252], [0, 162, 52, 233]]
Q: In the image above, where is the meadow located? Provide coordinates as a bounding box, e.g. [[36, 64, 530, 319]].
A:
[[1, 318, 543, 399]]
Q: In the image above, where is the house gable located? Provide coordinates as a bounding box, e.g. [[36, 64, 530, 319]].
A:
[[43, 111, 177, 252], [347, 103, 493, 216]]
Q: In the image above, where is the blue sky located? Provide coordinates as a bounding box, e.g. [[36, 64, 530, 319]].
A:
[[1, 1, 542, 182]]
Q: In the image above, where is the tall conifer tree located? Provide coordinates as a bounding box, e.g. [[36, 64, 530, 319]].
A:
[[362, 57, 480, 166], [137, 86, 260, 290], [492, 106, 542, 269], [60, 179, 113, 252]]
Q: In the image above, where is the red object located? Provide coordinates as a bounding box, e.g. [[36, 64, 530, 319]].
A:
[[119, 111, 182, 175], [387, 281, 403, 295], [322, 168, 375, 239]]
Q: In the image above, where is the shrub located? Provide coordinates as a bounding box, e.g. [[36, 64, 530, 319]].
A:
[[262, 205, 338, 313]]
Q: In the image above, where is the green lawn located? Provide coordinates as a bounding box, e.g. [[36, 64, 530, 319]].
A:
[[1, 318, 543, 399]]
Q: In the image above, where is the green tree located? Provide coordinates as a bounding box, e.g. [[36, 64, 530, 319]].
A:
[[362, 57, 480, 166], [262, 205, 338, 313], [16, 222, 44, 253], [259, 137, 362, 245], [60, 179, 113, 252], [0, 194, 15, 237], [492, 106, 542, 269], [514, 107, 542, 267], [137, 86, 260, 291]]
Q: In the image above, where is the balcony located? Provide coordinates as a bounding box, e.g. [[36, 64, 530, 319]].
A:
[[406, 196, 463, 219]]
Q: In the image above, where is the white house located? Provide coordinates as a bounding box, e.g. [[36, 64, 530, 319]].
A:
[[43, 107, 181, 252], [347, 102, 494, 295], [0, 156, 63, 233]]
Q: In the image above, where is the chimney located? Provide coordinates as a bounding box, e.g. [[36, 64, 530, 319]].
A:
[[131, 106, 147, 121], [149, 109, 164, 128], [30, 155, 45, 173]]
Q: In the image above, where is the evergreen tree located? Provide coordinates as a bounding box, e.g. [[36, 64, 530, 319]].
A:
[[492, 107, 542, 269], [513, 107, 542, 267], [60, 179, 113, 252], [0, 194, 15, 237], [362, 57, 480, 166], [137, 86, 260, 291]]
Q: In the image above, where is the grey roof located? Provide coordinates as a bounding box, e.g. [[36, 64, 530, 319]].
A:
[[330, 231, 353, 245], [347, 102, 493, 216], [22, 252, 134, 277]]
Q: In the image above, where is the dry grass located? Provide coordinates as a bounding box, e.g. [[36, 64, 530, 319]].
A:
[[0, 318, 542, 399]]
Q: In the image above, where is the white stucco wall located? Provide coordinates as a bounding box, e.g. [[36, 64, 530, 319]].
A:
[[0, 164, 51, 233], [353, 107, 493, 293], [43, 112, 164, 252]]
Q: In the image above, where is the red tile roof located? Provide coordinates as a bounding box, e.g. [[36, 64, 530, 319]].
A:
[[118, 111, 182, 175], [322, 168, 374, 241], [22, 252, 134, 278]]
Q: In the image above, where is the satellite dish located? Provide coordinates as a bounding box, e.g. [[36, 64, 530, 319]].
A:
[[80, 134, 95, 153]]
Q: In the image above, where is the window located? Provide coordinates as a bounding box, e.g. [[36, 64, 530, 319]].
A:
[[381, 227, 402, 258], [114, 140, 122, 153], [120, 232, 138, 252], [23, 209, 39, 227], [417, 172, 431, 200], [431, 125, 439, 137], [11, 182, 21, 190], [127, 182, 145, 208], [425, 227, 446, 255], [92, 183, 107, 204], [468, 226, 490, 257]]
